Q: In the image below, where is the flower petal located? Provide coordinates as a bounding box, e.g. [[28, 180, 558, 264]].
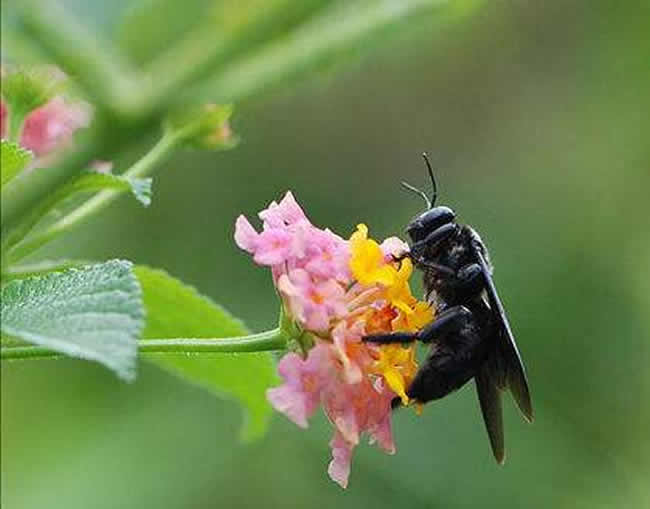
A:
[[20, 97, 90, 157], [234, 215, 259, 253], [328, 432, 354, 489], [253, 228, 292, 265], [380, 236, 409, 260], [267, 351, 325, 427], [369, 412, 395, 454]]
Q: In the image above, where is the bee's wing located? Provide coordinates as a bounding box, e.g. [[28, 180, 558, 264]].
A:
[[475, 362, 505, 464], [473, 246, 534, 422]]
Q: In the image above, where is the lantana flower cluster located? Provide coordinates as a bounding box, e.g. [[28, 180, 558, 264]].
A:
[[235, 192, 433, 488]]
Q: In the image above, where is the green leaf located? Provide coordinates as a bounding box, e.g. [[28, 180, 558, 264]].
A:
[[134, 266, 277, 441], [1, 260, 143, 380], [70, 171, 153, 206], [117, 0, 216, 65], [1, 140, 33, 187], [193, 0, 452, 103]]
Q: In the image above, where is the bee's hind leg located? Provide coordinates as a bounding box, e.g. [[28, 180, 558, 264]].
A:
[[363, 305, 472, 345], [416, 305, 473, 343], [362, 331, 417, 345]]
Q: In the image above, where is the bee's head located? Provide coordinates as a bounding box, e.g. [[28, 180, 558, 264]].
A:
[[402, 153, 456, 243], [406, 206, 456, 243]]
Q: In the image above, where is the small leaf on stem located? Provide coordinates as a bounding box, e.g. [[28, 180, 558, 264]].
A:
[[1, 140, 33, 187], [71, 171, 153, 206]]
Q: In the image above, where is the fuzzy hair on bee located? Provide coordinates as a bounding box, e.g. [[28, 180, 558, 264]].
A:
[[364, 153, 533, 464]]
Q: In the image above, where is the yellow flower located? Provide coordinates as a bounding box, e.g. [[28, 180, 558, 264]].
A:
[[349, 224, 434, 333], [372, 344, 418, 405], [385, 257, 417, 313], [392, 301, 434, 332], [349, 224, 395, 287]]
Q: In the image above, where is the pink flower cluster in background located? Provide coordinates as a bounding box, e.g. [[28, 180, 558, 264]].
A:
[[1, 96, 89, 160], [235, 192, 433, 487]]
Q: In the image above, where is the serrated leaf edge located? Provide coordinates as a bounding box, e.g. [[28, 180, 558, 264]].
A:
[[1, 259, 145, 380]]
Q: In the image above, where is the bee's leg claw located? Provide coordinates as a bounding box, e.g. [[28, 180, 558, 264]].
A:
[[390, 397, 404, 410], [391, 251, 411, 263]]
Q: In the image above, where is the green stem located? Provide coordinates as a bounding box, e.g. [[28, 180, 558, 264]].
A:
[[8, 109, 27, 143], [1, 328, 289, 361], [5, 130, 180, 264], [1, 259, 92, 281], [1, 132, 99, 239]]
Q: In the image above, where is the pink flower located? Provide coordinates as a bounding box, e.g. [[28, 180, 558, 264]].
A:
[[258, 190, 307, 227], [253, 228, 293, 265], [380, 236, 410, 261], [236, 192, 431, 488], [20, 97, 89, 157], [0, 96, 89, 161], [0, 102, 7, 138], [234, 215, 259, 253], [277, 269, 347, 332], [266, 345, 332, 428], [328, 433, 354, 489], [266, 321, 397, 488], [303, 228, 350, 281]]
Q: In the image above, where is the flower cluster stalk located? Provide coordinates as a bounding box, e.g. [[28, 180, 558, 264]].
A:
[[1, 329, 290, 360]]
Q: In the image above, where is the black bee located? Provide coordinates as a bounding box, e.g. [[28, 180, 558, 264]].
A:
[[364, 154, 533, 463]]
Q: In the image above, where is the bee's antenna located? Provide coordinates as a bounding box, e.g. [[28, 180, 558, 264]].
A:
[[401, 181, 431, 209], [422, 152, 437, 206]]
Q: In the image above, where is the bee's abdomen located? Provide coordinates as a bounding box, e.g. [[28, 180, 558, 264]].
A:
[[407, 351, 477, 402]]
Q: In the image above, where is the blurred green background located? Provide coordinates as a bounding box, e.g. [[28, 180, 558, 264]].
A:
[[2, 1, 650, 508]]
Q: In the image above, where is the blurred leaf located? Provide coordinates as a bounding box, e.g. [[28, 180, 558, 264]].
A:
[[193, 0, 450, 103], [130, 0, 328, 115], [0, 140, 33, 187], [0, 260, 143, 380], [11, 1, 139, 115], [69, 171, 153, 206], [135, 266, 277, 441], [117, 0, 215, 65]]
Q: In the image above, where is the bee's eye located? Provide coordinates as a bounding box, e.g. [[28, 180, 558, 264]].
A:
[[407, 206, 456, 243], [406, 223, 427, 243]]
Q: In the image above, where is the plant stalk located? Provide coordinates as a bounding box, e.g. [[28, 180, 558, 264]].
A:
[[1, 328, 289, 361], [5, 130, 180, 264]]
